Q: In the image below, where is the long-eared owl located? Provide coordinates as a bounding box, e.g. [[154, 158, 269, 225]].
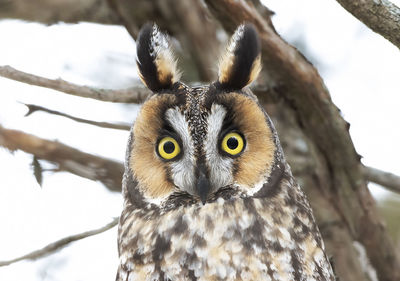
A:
[[116, 23, 335, 281]]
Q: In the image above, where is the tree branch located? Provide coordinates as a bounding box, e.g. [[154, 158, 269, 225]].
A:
[[363, 165, 400, 194], [336, 0, 400, 49], [0, 65, 150, 103], [23, 103, 131, 131], [0, 0, 120, 25], [0, 217, 118, 267], [0, 125, 124, 192]]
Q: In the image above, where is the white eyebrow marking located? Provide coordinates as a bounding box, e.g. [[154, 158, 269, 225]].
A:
[[165, 107, 196, 194], [205, 104, 233, 190]]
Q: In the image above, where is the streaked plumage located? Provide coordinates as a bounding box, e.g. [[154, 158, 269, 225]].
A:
[[116, 23, 335, 281]]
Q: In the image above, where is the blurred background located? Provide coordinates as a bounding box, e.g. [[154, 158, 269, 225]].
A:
[[0, 0, 399, 280]]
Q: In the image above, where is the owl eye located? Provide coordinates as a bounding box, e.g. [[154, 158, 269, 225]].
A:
[[221, 132, 245, 156], [157, 136, 181, 160]]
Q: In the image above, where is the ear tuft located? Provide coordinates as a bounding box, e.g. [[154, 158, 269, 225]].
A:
[[218, 23, 261, 90], [136, 23, 181, 92]]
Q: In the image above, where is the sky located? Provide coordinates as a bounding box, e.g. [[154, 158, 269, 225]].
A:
[[0, 1, 399, 280]]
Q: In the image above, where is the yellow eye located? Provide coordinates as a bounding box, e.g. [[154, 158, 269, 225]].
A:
[[157, 136, 181, 160], [221, 132, 245, 156]]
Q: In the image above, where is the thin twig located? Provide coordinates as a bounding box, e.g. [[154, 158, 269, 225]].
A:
[[336, 0, 400, 49], [0, 65, 150, 103], [23, 103, 131, 131], [0, 217, 119, 267], [363, 165, 400, 194], [0, 125, 124, 192]]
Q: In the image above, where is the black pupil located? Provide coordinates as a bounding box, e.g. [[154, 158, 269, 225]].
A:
[[163, 141, 175, 154], [227, 137, 239, 150]]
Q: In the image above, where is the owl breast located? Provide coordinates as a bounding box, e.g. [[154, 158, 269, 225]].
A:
[[117, 177, 334, 281]]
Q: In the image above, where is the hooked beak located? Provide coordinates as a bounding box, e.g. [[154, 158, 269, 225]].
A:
[[196, 166, 211, 205]]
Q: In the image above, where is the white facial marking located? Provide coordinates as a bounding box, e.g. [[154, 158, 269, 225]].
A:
[[145, 196, 168, 206], [241, 176, 266, 196], [165, 108, 196, 193], [205, 104, 234, 190]]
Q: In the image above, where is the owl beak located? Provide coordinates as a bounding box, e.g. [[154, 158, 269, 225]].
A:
[[196, 167, 211, 205]]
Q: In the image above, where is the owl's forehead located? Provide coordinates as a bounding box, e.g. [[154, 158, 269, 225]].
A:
[[180, 84, 211, 112], [147, 84, 217, 127], [165, 83, 242, 118], [182, 85, 212, 143]]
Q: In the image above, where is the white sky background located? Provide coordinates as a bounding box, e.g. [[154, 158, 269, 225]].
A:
[[0, 1, 399, 280]]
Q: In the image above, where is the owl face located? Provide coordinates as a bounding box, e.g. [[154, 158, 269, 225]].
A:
[[129, 23, 283, 208]]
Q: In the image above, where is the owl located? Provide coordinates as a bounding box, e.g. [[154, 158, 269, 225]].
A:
[[116, 23, 335, 281]]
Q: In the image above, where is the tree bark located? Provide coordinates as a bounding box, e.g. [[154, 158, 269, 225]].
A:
[[336, 0, 400, 49], [0, 0, 119, 25]]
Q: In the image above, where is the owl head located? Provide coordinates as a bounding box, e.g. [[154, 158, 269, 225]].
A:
[[124, 23, 285, 210]]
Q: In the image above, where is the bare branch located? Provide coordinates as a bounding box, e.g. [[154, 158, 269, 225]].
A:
[[0, 217, 118, 267], [363, 165, 400, 194], [336, 0, 400, 49], [0, 65, 150, 103], [0, 0, 120, 25], [23, 103, 131, 131], [0, 124, 124, 192]]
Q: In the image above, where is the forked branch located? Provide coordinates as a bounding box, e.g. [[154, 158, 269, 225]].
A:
[[23, 103, 131, 131]]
